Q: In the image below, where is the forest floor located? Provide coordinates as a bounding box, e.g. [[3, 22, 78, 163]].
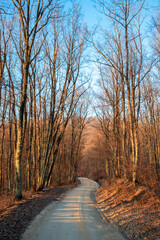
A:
[[95, 178, 160, 240], [0, 180, 80, 240]]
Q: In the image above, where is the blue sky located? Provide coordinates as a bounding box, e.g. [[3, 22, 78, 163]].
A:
[[80, 0, 101, 28], [79, 0, 160, 29]]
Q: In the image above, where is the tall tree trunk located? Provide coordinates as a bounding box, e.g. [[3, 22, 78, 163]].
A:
[[7, 80, 12, 192], [26, 79, 33, 190], [14, 48, 29, 199], [32, 72, 37, 190], [0, 86, 7, 192], [121, 77, 127, 178]]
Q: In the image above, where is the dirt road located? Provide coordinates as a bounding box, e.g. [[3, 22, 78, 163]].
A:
[[21, 178, 126, 240]]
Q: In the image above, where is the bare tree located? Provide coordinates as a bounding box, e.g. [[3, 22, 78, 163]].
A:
[[91, 0, 154, 183], [11, 0, 57, 198], [37, 4, 86, 190]]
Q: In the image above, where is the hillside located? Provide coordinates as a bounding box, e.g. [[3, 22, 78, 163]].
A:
[[96, 179, 160, 240]]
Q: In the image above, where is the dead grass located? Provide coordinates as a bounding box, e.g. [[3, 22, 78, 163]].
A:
[[95, 178, 160, 240]]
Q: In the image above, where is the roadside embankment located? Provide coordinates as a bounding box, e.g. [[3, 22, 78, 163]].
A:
[[95, 178, 160, 240]]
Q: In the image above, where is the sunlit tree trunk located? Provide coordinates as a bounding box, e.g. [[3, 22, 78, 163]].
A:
[[26, 77, 33, 190], [11, 0, 54, 198]]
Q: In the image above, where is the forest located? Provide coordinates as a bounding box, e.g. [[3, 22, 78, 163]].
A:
[[0, 0, 160, 202]]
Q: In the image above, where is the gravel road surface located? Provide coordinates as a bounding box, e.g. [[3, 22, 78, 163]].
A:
[[21, 178, 126, 240]]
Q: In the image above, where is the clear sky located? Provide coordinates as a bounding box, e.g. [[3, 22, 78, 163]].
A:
[[80, 0, 101, 28]]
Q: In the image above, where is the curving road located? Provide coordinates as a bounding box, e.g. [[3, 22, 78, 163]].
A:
[[22, 178, 126, 240]]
